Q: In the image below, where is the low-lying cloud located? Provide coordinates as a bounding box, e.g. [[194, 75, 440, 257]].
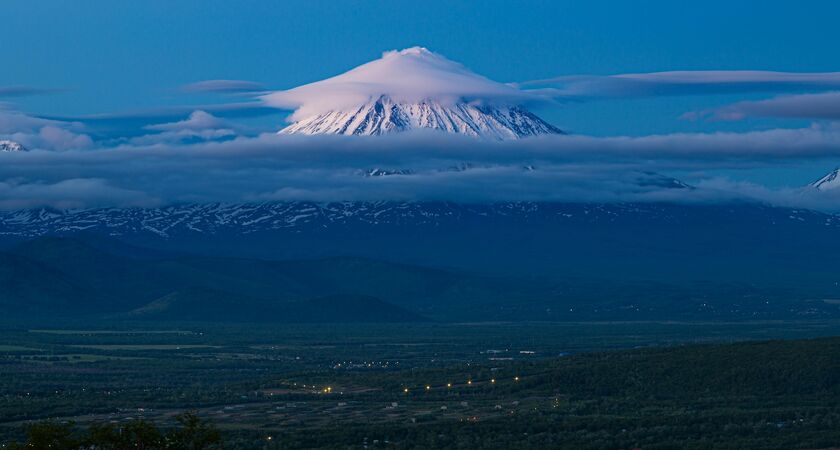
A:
[[1, 128, 840, 210], [0, 178, 157, 210], [0, 110, 93, 151]]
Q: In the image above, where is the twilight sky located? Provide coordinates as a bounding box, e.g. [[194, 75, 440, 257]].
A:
[[3, 0, 839, 133], [2, 0, 840, 208]]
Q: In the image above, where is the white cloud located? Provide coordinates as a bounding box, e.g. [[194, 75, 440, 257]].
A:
[[0, 110, 55, 134], [0, 110, 93, 151], [262, 47, 552, 121], [687, 92, 840, 121], [0, 178, 157, 210], [32, 126, 94, 151], [1, 128, 840, 210], [146, 110, 230, 131], [524, 71, 840, 99], [130, 111, 240, 145]]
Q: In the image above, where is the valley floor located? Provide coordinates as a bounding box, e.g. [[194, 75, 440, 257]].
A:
[[2, 321, 840, 449]]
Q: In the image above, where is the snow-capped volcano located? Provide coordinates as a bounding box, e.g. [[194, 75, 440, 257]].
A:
[[266, 47, 562, 139], [809, 168, 840, 191], [0, 140, 26, 152], [279, 95, 562, 139]]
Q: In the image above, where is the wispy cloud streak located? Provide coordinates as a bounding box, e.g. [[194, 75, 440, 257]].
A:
[[0, 85, 64, 98], [522, 71, 840, 100], [687, 92, 840, 121], [181, 79, 267, 94]]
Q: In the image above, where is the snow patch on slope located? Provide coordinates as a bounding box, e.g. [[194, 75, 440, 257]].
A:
[[0, 140, 26, 152], [810, 168, 840, 191]]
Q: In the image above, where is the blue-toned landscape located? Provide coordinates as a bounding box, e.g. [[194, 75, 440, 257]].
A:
[[3, 1, 840, 448]]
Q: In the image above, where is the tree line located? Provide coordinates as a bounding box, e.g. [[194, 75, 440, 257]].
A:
[[5, 412, 223, 450]]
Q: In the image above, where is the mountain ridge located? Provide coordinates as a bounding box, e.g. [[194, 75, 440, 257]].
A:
[[810, 167, 840, 191], [3, 235, 840, 323]]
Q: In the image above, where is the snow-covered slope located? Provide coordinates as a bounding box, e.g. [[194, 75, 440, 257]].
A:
[[810, 168, 840, 191], [0, 201, 836, 241], [279, 95, 562, 139], [268, 47, 562, 139], [0, 140, 26, 152]]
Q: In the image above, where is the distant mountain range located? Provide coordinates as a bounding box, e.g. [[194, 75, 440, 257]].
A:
[[0, 236, 452, 322], [2, 234, 839, 324], [2, 201, 840, 324], [2, 201, 839, 283]]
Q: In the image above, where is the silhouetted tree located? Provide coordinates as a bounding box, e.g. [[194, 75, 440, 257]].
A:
[[7, 421, 81, 450], [6, 412, 222, 450], [87, 420, 164, 449], [164, 412, 223, 450]]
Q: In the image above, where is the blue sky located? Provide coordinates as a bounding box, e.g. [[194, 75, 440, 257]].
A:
[[2, 0, 840, 208], [3, 0, 838, 135]]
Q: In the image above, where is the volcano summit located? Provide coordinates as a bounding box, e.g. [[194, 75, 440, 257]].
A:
[[266, 47, 562, 139]]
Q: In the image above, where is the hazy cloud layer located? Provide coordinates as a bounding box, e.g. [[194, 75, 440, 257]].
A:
[[0, 110, 93, 151], [0, 178, 157, 210], [1, 128, 840, 210]]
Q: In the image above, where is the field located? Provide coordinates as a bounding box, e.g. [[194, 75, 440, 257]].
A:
[[3, 321, 840, 449]]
